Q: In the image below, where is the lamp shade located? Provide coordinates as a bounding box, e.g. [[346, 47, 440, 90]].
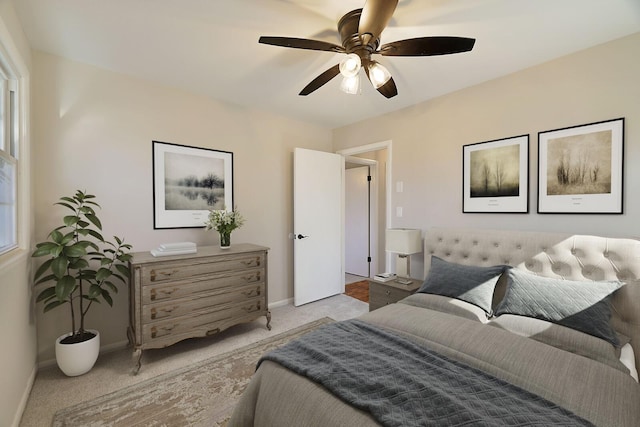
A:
[[385, 229, 422, 255]]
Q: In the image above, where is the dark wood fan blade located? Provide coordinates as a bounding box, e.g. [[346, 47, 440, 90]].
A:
[[364, 67, 398, 99], [378, 36, 475, 57], [359, 0, 399, 44], [259, 36, 345, 53], [299, 64, 341, 96]]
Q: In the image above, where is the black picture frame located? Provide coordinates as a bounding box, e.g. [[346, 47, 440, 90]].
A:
[[537, 118, 624, 214], [462, 134, 529, 213], [152, 141, 234, 229]]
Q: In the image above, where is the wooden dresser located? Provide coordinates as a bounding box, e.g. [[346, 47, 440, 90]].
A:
[[128, 243, 270, 373]]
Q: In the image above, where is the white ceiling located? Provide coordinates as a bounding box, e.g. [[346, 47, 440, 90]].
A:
[[13, 0, 640, 129]]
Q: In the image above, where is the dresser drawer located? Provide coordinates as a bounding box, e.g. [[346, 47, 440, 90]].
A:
[[142, 268, 264, 303], [140, 252, 265, 285], [369, 280, 420, 311], [143, 297, 265, 342], [142, 283, 265, 322]]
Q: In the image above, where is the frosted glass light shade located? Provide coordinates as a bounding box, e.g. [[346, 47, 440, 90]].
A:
[[340, 75, 361, 95], [368, 61, 392, 88], [339, 53, 361, 78]]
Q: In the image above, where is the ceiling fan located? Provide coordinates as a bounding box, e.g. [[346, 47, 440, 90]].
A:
[[258, 0, 475, 98]]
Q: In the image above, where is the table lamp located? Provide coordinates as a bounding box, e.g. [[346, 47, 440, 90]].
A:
[[385, 228, 422, 278]]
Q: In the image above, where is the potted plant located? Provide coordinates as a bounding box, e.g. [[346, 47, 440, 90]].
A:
[[32, 190, 132, 376], [205, 208, 245, 248]]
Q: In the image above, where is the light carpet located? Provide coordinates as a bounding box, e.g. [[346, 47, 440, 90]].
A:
[[51, 317, 334, 427]]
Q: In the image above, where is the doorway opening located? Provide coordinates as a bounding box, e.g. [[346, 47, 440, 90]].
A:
[[339, 141, 392, 283]]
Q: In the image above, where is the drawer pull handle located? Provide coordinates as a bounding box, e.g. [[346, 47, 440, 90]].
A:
[[150, 269, 179, 281], [206, 328, 220, 336], [243, 303, 260, 313], [385, 290, 390, 296], [150, 288, 178, 301], [242, 272, 261, 282], [151, 325, 175, 338], [241, 257, 262, 267], [150, 306, 178, 319], [242, 288, 261, 298]]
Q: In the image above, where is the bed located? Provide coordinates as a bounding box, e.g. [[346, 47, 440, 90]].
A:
[[229, 227, 640, 426]]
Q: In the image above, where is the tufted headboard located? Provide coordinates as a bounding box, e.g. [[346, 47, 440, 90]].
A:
[[423, 227, 640, 373]]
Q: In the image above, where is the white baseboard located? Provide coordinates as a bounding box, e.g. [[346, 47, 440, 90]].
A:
[[12, 363, 37, 427], [268, 298, 293, 309]]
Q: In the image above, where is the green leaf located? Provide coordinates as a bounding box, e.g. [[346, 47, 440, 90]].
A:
[[77, 220, 90, 228], [60, 232, 76, 245], [35, 274, 56, 286], [87, 229, 104, 242], [34, 258, 53, 281], [50, 230, 64, 244], [118, 253, 133, 262], [43, 300, 65, 313], [59, 196, 77, 205], [104, 281, 118, 293], [96, 268, 111, 282], [115, 264, 130, 277], [86, 214, 102, 230], [31, 242, 58, 257], [101, 289, 113, 307], [111, 273, 126, 284], [114, 236, 123, 245], [68, 258, 89, 269], [64, 243, 87, 258], [88, 284, 102, 299], [55, 275, 76, 301], [51, 256, 69, 278], [36, 286, 56, 303], [55, 201, 76, 211], [63, 215, 80, 227]]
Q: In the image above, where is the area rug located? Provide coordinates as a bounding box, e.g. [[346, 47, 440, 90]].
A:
[[345, 280, 369, 303], [52, 317, 334, 427]]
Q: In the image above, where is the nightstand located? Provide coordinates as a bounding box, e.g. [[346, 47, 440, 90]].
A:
[[368, 277, 422, 311]]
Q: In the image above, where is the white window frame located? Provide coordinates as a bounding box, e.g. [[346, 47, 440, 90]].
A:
[[0, 17, 29, 268]]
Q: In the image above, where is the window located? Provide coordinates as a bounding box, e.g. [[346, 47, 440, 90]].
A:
[[0, 68, 18, 256]]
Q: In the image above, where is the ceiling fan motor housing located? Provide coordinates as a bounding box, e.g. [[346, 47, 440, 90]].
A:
[[338, 9, 378, 63]]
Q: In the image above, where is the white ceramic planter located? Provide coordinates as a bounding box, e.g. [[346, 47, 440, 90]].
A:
[[55, 329, 100, 376]]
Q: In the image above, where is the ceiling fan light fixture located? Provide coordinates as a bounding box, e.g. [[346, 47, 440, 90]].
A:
[[339, 53, 361, 78], [340, 74, 361, 95], [368, 61, 392, 89]]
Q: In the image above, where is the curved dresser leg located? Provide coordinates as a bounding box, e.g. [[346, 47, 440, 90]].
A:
[[132, 348, 143, 375], [266, 311, 272, 331]]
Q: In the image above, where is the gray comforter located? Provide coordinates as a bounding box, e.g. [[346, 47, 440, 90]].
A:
[[260, 319, 593, 426], [229, 294, 640, 426]]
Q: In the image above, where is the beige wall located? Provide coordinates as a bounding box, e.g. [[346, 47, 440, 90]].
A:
[[31, 51, 332, 363], [333, 32, 640, 278], [0, 2, 34, 426]]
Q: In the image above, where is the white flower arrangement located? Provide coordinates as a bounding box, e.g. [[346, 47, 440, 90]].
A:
[[205, 208, 245, 235]]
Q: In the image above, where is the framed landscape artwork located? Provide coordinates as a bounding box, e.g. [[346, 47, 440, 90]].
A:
[[152, 141, 234, 229], [537, 118, 624, 214], [463, 135, 529, 213]]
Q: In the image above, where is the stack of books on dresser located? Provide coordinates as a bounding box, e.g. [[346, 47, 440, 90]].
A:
[[150, 242, 197, 257]]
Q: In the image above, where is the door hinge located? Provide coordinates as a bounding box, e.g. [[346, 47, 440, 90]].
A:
[[367, 175, 372, 182], [367, 257, 372, 262]]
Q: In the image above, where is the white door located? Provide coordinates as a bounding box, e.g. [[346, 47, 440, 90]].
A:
[[345, 166, 370, 277], [294, 148, 343, 306]]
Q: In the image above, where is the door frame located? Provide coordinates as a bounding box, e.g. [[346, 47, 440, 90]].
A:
[[344, 158, 374, 278], [338, 140, 393, 276]]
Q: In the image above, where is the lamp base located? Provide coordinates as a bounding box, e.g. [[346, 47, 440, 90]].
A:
[[395, 254, 412, 278]]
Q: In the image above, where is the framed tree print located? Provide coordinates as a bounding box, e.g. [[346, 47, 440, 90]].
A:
[[463, 134, 529, 213], [537, 118, 624, 214], [152, 141, 234, 229]]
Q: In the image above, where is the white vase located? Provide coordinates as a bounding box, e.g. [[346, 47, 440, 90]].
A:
[[55, 329, 100, 376]]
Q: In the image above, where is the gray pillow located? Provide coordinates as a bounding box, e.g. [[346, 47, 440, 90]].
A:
[[417, 256, 509, 315], [494, 268, 624, 346]]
